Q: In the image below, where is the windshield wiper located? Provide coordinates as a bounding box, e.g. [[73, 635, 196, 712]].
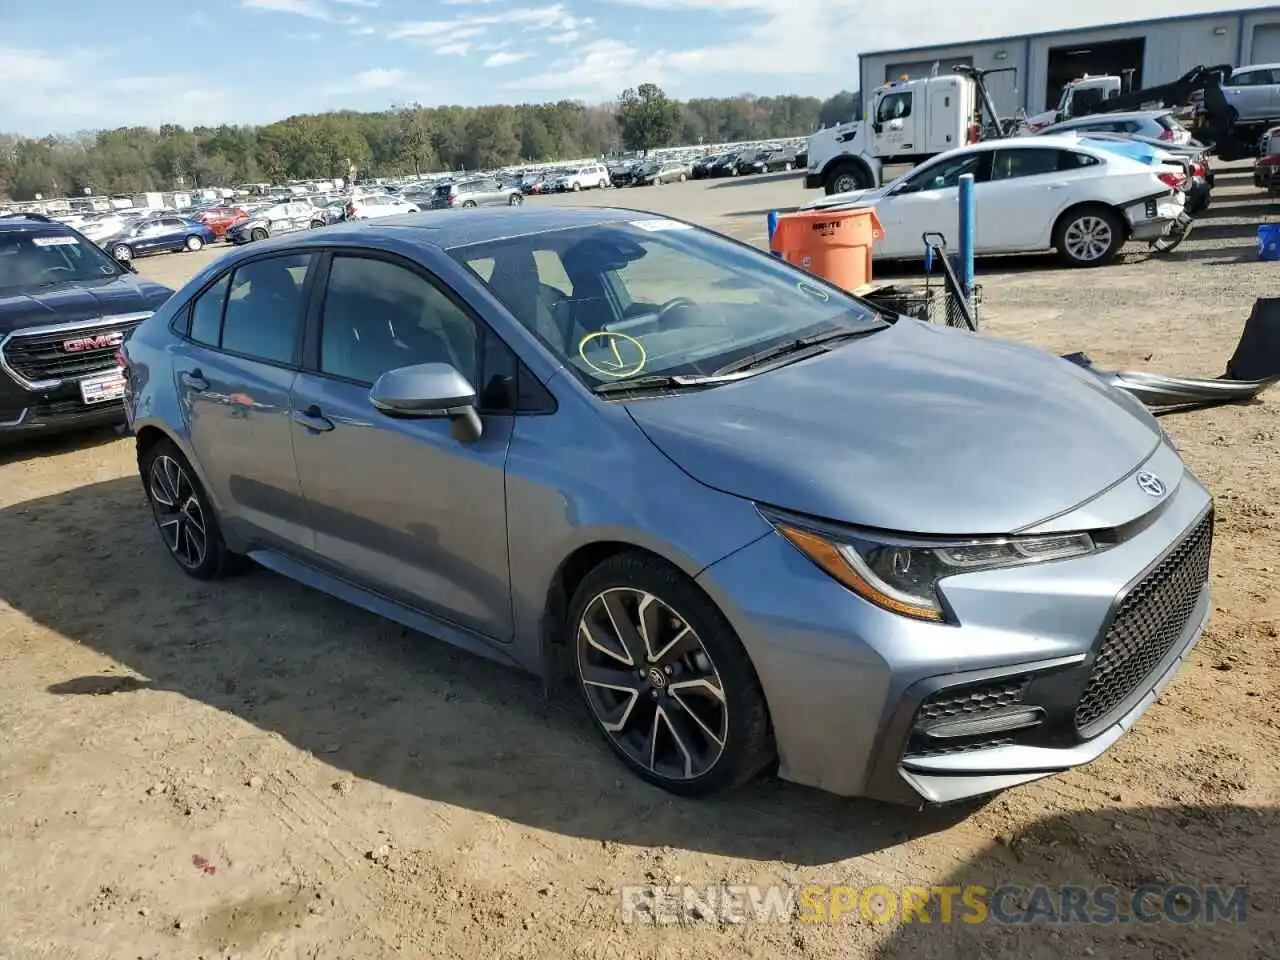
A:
[[592, 373, 734, 395], [709, 327, 874, 377]]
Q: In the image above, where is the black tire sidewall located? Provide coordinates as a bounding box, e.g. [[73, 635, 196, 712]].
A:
[[567, 552, 775, 797], [140, 437, 241, 579]]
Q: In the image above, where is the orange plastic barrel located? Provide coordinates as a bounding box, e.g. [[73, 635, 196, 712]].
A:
[[770, 208, 884, 291]]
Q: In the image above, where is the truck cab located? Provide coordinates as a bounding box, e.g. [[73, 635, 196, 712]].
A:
[[1023, 75, 1124, 130], [805, 74, 977, 194]]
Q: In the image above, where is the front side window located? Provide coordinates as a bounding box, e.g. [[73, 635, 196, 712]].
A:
[[318, 255, 481, 386], [898, 152, 985, 192], [219, 254, 310, 364], [0, 229, 125, 290], [451, 221, 885, 389], [877, 92, 912, 122]]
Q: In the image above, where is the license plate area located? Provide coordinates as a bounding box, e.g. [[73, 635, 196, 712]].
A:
[[80, 370, 126, 405]]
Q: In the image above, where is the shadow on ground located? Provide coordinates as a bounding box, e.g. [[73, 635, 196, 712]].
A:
[[3, 478, 979, 865], [0, 424, 124, 468], [870, 803, 1276, 958]]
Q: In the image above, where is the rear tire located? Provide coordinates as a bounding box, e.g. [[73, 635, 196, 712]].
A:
[[112, 244, 133, 262], [572, 182, 581, 191], [185, 235, 204, 252], [140, 437, 247, 580], [1053, 205, 1124, 268]]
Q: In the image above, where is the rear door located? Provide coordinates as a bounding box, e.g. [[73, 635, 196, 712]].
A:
[[981, 147, 1091, 250], [172, 252, 317, 553], [1226, 68, 1274, 121]]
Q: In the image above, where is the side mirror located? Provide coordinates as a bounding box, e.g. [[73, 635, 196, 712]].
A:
[[369, 362, 483, 443], [872, 121, 883, 134]]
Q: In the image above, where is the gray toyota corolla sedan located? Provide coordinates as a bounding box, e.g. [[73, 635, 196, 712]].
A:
[[122, 207, 1213, 804]]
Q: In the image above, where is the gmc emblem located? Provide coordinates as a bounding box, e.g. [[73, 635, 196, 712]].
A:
[[62, 331, 125, 353]]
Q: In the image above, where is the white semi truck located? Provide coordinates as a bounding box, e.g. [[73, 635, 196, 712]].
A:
[[804, 66, 1014, 195]]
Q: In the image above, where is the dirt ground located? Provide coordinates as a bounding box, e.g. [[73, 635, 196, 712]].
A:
[[1, 167, 1278, 959]]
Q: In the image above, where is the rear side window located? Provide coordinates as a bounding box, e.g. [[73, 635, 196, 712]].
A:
[[1153, 114, 1180, 131], [1059, 150, 1102, 169], [218, 254, 311, 364], [189, 274, 230, 346]]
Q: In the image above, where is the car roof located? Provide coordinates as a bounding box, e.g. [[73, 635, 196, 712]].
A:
[[1053, 110, 1172, 125], [0, 216, 76, 235], [1235, 62, 1280, 71], [244, 206, 651, 255]]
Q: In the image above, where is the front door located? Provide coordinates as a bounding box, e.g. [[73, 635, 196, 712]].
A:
[[873, 150, 988, 259], [175, 252, 316, 553], [288, 251, 515, 640]]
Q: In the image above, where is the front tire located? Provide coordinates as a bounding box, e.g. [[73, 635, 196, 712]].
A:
[[569, 552, 775, 797], [508, 192, 523, 206], [250, 228, 268, 242], [140, 438, 246, 579], [824, 164, 868, 195], [1054, 205, 1124, 267], [572, 182, 581, 191]]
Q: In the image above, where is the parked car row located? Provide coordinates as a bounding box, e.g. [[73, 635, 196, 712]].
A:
[[692, 146, 803, 179]]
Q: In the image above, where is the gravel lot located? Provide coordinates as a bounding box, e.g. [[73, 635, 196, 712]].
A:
[[1, 167, 1277, 959]]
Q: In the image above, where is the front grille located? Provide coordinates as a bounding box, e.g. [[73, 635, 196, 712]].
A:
[[2, 318, 143, 384], [906, 678, 1029, 758], [1074, 511, 1213, 735], [916, 679, 1028, 724]]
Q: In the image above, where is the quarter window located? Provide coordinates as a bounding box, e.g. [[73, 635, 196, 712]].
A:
[[189, 274, 229, 346], [218, 254, 310, 364]]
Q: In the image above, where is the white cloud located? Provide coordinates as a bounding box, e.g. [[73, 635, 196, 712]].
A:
[[349, 67, 408, 90], [435, 42, 474, 56], [286, 31, 324, 41], [485, 51, 531, 67], [547, 30, 580, 44], [240, 0, 363, 24], [512, 39, 653, 94], [0, 47, 239, 132], [389, 4, 591, 45], [188, 12, 213, 29], [351, 25, 377, 35]]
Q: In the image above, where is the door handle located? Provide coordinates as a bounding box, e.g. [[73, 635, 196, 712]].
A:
[[291, 405, 335, 432], [180, 370, 209, 391], [1047, 182, 1070, 190]]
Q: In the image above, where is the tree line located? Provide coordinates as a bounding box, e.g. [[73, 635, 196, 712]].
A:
[[0, 85, 860, 202]]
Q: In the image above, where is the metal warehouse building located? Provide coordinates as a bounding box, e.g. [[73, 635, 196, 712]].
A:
[[859, 8, 1280, 120]]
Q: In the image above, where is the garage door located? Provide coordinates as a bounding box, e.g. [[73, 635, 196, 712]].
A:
[[1252, 24, 1280, 63], [885, 56, 972, 83]]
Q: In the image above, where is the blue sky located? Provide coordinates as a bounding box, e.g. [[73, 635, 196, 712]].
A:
[[0, 0, 1273, 134]]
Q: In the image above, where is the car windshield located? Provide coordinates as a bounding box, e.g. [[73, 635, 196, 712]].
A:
[[449, 220, 886, 389], [0, 228, 125, 290]]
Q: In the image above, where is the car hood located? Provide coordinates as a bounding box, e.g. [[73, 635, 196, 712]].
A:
[[0, 276, 174, 334], [799, 183, 893, 211], [625, 320, 1161, 535]]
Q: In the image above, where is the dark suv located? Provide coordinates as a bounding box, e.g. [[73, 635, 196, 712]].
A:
[[0, 214, 173, 439]]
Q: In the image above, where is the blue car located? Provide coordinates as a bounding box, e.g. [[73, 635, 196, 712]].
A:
[[104, 215, 216, 263], [120, 208, 1211, 803]]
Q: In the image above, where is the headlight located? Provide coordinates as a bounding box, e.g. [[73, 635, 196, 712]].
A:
[[763, 510, 1095, 622]]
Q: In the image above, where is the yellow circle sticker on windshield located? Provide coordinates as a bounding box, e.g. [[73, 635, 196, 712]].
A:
[[578, 331, 647, 378]]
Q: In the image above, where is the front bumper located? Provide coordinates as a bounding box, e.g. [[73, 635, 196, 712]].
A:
[[696, 443, 1213, 803], [0, 379, 126, 438]]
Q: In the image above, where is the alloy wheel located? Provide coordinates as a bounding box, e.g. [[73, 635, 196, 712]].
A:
[[577, 587, 728, 781], [1063, 216, 1113, 262], [148, 454, 208, 570], [832, 173, 857, 193]]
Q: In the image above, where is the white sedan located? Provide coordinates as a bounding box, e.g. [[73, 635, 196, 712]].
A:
[[799, 136, 1186, 267], [345, 193, 420, 220]]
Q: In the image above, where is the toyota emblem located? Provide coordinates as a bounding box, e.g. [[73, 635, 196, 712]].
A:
[[1136, 471, 1166, 497]]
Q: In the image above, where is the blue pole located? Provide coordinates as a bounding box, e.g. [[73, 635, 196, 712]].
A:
[[957, 174, 975, 309], [767, 209, 781, 257]]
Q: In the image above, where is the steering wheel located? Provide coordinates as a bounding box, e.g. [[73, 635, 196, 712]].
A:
[[656, 296, 700, 325]]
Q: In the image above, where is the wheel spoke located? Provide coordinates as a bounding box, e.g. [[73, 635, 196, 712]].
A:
[[652, 704, 697, 778], [579, 617, 632, 667], [601, 591, 646, 665]]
